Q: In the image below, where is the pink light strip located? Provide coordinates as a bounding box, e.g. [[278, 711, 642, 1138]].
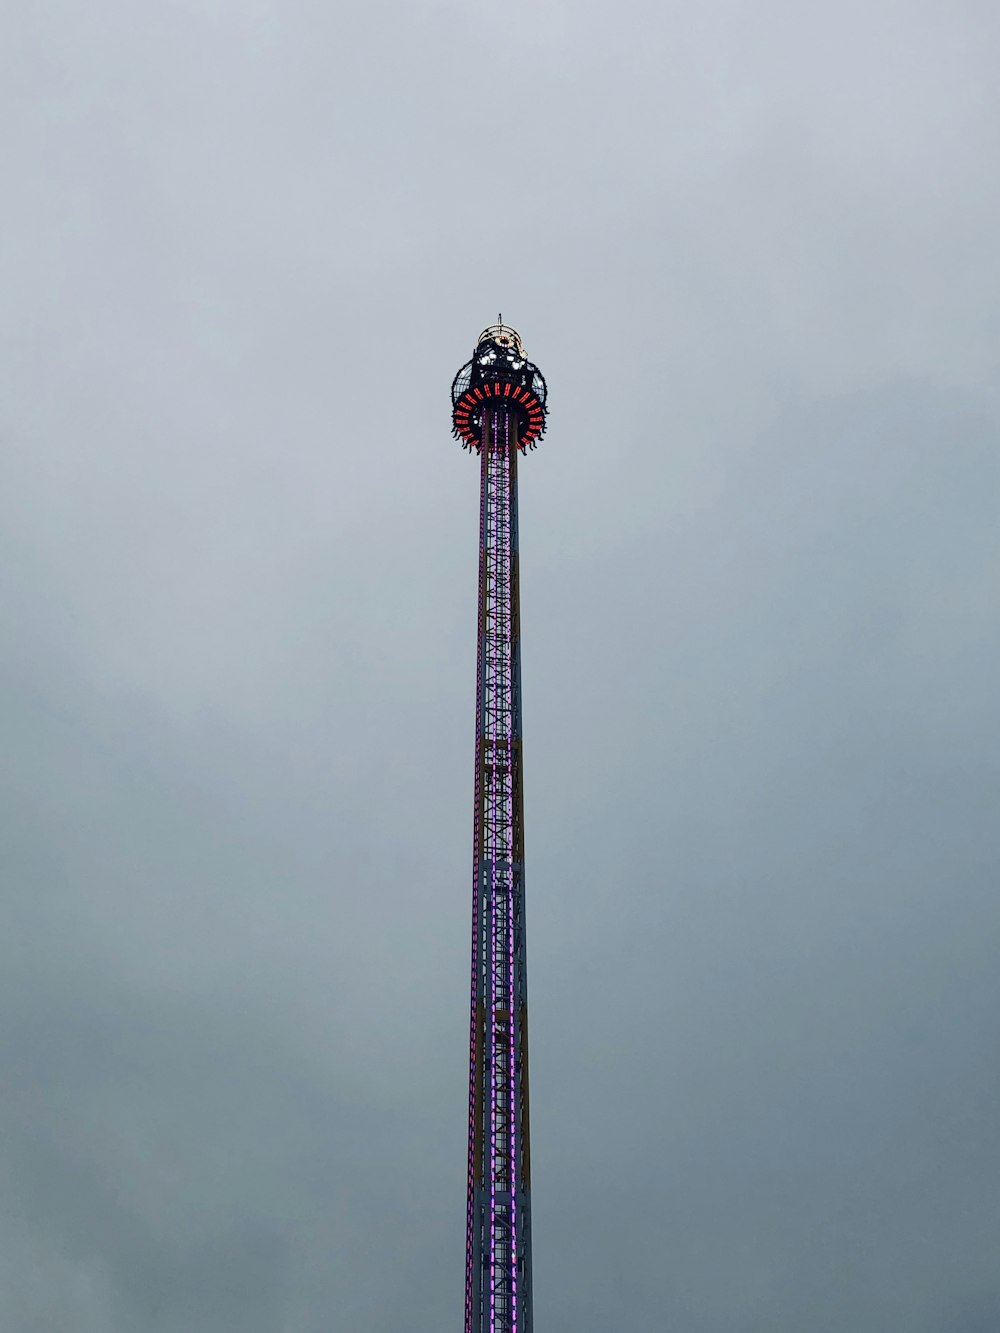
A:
[[505, 407, 519, 1333]]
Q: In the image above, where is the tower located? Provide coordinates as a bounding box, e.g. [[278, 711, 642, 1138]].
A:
[[452, 321, 548, 1333]]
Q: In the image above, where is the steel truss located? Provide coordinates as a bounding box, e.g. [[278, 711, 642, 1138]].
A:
[[465, 405, 533, 1333]]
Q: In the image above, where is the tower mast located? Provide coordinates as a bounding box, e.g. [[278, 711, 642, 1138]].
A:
[[452, 323, 548, 1333]]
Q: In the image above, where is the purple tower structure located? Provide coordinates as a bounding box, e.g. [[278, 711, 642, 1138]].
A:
[[451, 321, 548, 1333]]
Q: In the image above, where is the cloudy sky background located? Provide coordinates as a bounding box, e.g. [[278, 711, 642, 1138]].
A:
[[2, 1, 1000, 1328]]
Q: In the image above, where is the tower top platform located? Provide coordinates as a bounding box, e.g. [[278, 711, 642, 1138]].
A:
[[476, 322, 524, 358], [451, 319, 548, 454]]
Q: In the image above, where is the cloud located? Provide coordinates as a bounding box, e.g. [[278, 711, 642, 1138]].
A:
[[2, 0, 998, 1327]]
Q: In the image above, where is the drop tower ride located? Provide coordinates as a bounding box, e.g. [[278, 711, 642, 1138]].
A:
[[452, 321, 548, 1333]]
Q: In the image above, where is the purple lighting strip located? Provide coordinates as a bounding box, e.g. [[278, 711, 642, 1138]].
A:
[[504, 407, 519, 1333], [464, 423, 490, 1333], [488, 408, 506, 1333]]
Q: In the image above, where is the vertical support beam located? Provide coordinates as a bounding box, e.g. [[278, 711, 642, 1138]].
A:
[[465, 407, 533, 1333]]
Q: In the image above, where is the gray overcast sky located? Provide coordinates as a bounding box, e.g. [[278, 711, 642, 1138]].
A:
[[2, 1, 1000, 1329]]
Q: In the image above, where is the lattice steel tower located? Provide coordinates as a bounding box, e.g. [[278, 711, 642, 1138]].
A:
[[451, 321, 547, 1333]]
